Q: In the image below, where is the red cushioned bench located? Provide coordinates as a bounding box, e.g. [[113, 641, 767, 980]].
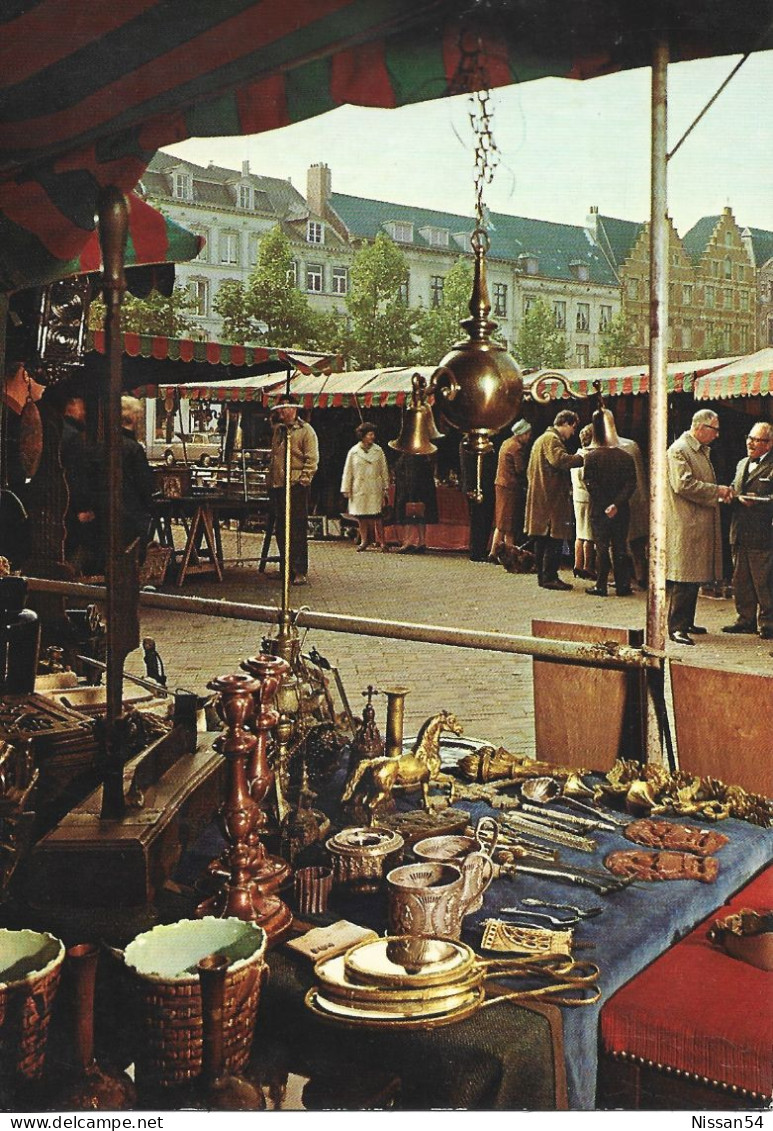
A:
[[598, 864, 773, 1110]]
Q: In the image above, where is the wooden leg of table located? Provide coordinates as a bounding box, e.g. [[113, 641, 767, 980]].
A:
[[199, 506, 224, 581], [259, 511, 275, 573], [176, 508, 202, 586]]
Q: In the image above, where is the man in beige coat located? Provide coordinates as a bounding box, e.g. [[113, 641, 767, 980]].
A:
[[268, 399, 319, 585], [525, 410, 582, 590], [665, 409, 733, 645]]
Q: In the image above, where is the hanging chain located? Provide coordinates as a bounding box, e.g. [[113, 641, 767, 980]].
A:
[[469, 85, 499, 232]]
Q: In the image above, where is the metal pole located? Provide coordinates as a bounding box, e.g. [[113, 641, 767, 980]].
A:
[[645, 38, 671, 765], [28, 577, 659, 672]]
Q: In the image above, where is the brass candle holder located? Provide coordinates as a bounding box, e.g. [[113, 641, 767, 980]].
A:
[[196, 673, 292, 943]]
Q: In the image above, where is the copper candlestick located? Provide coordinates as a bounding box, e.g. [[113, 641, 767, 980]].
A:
[[240, 654, 293, 894], [196, 673, 292, 943]]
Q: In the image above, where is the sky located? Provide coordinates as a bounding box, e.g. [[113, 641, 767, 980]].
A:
[[165, 50, 773, 239]]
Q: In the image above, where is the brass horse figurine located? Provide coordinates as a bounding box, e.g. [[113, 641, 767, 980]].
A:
[[341, 710, 463, 820]]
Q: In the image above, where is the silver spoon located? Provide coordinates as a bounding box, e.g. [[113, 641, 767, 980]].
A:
[[498, 907, 581, 927], [521, 777, 630, 827], [521, 897, 603, 919]]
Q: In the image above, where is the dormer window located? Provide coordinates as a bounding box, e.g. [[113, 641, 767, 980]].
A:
[[569, 260, 590, 282], [518, 254, 539, 275], [173, 172, 192, 201], [420, 226, 449, 248], [385, 221, 413, 243], [238, 184, 253, 210], [307, 220, 324, 244], [453, 232, 472, 253]]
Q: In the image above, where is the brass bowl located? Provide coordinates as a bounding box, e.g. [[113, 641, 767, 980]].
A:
[[326, 826, 404, 893]]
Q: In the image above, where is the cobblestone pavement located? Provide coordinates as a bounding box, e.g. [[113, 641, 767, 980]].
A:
[[125, 532, 772, 758]]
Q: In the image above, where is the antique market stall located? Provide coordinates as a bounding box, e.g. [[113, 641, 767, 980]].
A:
[[1, 0, 771, 1116]]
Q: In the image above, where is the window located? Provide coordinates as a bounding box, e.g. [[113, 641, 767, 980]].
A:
[[738, 264, 745, 282], [576, 303, 590, 332], [238, 184, 252, 210], [386, 221, 413, 243], [683, 284, 692, 305], [332, 266, 348, 296], [705, 285, 715, 308], [523, 295, 536, 316], [288, 260, 298, 287], [189, 278, 209, 317], [307, 220, 324, 244], [425, 227, 449, 248], [494, 283, 508, 317], [248, 235, 259, 268], [430, 275, 444, 308], [724, 257, 732, 279], [626, 278, 638, 300], [599, 305, 612, 330], [725, 231, 734, 246], [220, 231, 239, 265], [306, 263, 323, 292], [723, 288, 732, 308], [739, 324, 749, 351], [173, 171, 192, 200], [683, 323, 692, 349], [576, 344, 590, 368], [740, 290, 749, 311], [398, 276, 410, 305], [553, 300, 566, 329]]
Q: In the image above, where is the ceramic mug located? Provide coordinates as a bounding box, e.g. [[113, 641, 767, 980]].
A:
[[386, 853, 492, 940]]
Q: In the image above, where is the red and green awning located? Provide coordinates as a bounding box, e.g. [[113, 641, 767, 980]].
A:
[[69, 193, 204, 277], [87, 330, 339, 386], [693, 349, 773, 399], [1, 0, 770, 292], [527, 358, 737, 401]]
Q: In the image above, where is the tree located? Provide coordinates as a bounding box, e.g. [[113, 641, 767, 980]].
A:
[[515, 297, 567, 369], [245, 225, 318, 346], [414, 257, 474, 364], [88, 284, 197, 337], [212, 277, 254, 344], [598, 311, 640, 366], [345, 232, 416, 368]]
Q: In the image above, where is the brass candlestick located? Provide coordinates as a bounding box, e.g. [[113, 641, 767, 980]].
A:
[[240, 654, 293, 896], [197, 674, 292, 943], [383, 686, 409, 759]]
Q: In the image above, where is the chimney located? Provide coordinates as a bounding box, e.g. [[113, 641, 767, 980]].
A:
[[307, 163, 331, 216], [585, 205, 599, 237], [242, 160, 250, 177]]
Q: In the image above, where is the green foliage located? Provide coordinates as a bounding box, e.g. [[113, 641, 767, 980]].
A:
[[414, 257, 473, 364], [598, 311, 640, 366], [515, 298, 568, 369], [703, 327, 730, 358], [244, 225, 318, 346], [88, 284, 197, 337], [345, 232, 417, 367], [212, 277, 253, 344]]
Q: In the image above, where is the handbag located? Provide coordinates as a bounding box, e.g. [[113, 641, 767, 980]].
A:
[[381, 503, 396, 525], [405, 501, 426, 520]]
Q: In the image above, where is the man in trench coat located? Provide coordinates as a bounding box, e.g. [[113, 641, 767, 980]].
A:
[[525, 410, 582, 590], [665, 409, 733, 645]]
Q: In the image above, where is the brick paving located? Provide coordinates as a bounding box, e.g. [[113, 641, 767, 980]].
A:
[[125, 532, 772, 757]]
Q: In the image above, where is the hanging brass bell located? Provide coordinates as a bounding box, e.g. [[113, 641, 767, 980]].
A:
[[388, 403, 438, 455], [431, 228, 522, 455], [389, 373, 443, 455]]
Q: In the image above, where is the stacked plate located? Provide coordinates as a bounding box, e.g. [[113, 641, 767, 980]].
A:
[[305, 935, 485, 1028]]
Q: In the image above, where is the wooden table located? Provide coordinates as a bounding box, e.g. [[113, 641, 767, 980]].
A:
[[152, 495, 257, 585]]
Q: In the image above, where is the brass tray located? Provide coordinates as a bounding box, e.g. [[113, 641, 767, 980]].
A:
[[315, 952, 483, 1007], [342, 935, 476, 989], [304, 985, 484, 1029]]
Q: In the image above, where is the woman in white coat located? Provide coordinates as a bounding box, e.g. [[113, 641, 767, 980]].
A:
[[341, 422, 390, 551]]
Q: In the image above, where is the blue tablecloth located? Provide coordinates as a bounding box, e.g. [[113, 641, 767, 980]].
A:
[[458, 796, 773, 1109]]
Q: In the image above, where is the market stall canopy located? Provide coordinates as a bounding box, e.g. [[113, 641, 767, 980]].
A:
[[262, 366, 439, 409], [1, 1, 771, 292], [85, 330, 339, 394], [527, 357, 737, 401], [693, 348, 773, 399], [72, 193, 204, 277]]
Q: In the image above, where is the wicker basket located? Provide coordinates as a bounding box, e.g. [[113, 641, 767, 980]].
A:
[[139, 544, 172, 587], [123, 917, 266, 1089], [0, 928, 65, 1081]]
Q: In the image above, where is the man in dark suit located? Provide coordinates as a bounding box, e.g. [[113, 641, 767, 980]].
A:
[[582, 411, 637, 597], [722, 422, 773, 639]]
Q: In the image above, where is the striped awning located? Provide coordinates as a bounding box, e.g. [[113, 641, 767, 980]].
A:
[[693, 349, 773, 400], [527, 358, 738, 401], [71, 193, 204, 276], [1, 1, 770, 292], [87, 330, 339, 386]]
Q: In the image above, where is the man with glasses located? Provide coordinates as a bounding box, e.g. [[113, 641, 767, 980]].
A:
[[665, 410, 733, 645], [722, 422, 773, 639]]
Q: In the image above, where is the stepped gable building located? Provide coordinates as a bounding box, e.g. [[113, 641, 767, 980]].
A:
[[682, 208, 756, 359], [742, 225, 773, 348]]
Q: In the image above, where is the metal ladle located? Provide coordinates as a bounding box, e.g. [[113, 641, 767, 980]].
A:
[[521, 777, 630, 827]]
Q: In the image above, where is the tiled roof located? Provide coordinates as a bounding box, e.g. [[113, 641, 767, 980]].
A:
[[146, 152, 306, 218], [594, 214, 644, 269], [683, 215, 722, 264], [330, 193, 619, 284], [744, 226, 773, 268]]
